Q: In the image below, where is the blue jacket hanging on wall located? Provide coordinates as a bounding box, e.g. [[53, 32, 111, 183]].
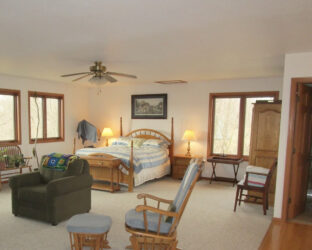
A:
[[76, 120, 98, 144]]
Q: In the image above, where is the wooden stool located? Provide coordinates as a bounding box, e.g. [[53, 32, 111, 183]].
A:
[[66, 213, 112, 250]]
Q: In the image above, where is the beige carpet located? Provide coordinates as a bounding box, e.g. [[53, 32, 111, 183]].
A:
[[0, 178, 272, 250]]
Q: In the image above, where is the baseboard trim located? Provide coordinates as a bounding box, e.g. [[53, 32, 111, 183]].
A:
[[272, 217, 282, 223]]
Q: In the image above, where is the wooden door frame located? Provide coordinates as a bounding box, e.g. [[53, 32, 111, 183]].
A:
[[282, 77, 312, 221]]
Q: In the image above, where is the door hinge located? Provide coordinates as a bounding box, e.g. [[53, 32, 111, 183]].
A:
[[296, 94, 300, 102], [288, 197, 292, 204], [292, 148, 296, 154]]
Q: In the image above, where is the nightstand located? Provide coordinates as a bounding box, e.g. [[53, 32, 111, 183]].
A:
[[172, 154, 202, 179]]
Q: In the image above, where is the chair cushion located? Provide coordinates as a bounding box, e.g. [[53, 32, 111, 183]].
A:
[[244, 165, 269, 187], [246, 165, 270, 175], [125, 209, 172, 234], [172, 159, 199, 211], [164, 203, 176, 223], [18, 184, 47, 203], [66, 213, 112, 234]]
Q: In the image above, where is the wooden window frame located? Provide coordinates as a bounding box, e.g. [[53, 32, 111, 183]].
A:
[[0, 88, 21, 146], [28, 91, 64, 144], [207, 91, 279, 160]]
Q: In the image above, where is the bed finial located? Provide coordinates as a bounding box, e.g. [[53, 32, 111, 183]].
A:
[[120, 117, 123, 136]]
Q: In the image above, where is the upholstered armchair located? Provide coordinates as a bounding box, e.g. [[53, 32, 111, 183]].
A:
[[125, 158, 203, 249], [9, 154, 93, 225]]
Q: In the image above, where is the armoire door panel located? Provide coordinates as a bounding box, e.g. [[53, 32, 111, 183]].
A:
[[249, 102, 281, 206]]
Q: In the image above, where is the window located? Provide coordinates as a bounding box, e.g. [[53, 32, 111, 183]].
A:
[[0, 89, 21, 145], [28, 91, 64, 143], [207, 91, 279, 159]]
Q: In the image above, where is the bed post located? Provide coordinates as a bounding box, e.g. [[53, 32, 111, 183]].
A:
[[170, 117, 174, 167], [129, 140, 134, 192], [120, 117, 123, 136]]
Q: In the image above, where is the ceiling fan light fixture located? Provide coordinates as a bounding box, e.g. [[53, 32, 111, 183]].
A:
[[88, 76, 108, 85]]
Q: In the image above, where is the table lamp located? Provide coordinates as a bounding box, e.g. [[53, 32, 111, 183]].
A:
[[102, 128, 113, 146], [182, 130, 195, 157]]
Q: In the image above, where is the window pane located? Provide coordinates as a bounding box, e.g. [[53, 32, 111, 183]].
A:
[[46, 98, 60, 138], [0, 95, 15, 141], [213, 98, 240, 155], [243, 97, 275, 155], [30, 97, 43, 139]]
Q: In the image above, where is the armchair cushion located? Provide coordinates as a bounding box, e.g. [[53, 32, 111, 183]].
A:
[[18, 184, 47, 203], [125, 209, 172, 234], [47, 175, 93, 196]]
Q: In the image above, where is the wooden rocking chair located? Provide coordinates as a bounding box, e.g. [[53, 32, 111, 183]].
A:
[[125, 158, 203, 250]]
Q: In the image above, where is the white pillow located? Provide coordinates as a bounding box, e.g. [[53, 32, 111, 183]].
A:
[[142, 139, 169, 148]]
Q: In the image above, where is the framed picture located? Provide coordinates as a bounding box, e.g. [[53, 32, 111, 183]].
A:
[[131, 94, 167, 119]]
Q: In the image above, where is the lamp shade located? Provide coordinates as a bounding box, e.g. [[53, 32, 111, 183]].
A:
[[182, 130, 195, 141], [101, 128, 113, 137]]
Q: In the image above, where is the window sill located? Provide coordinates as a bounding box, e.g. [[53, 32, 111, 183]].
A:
[[29, 138, 64, 144]]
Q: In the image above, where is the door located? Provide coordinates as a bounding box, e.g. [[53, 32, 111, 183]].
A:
[[288, 84, 312, 219]]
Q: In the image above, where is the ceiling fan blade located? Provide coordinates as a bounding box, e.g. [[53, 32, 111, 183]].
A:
[[102, 74, 117, 83], [61, 72, 91, 77], [72, 73, 93, 82], [106, 71, 137, 79]]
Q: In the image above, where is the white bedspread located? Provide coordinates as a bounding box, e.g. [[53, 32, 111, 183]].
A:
[[76, 145, 170, 174]]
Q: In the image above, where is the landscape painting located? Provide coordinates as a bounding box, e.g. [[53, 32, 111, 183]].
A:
[[131, 94, 167, 119]]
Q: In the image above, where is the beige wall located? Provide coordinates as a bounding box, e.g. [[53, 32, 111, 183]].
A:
[[87, 77, 282, 179], [0, 74, 89, 169], [274, 52, 312, 218]]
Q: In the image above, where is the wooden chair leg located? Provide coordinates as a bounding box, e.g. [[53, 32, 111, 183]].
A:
[[234, 186, 240, 212], [130, 236, 140, 250], [262, 192, 267, 215], [170, 240, 178, 250], [238, 188, 243, 206], [266, 192, 269, 210]]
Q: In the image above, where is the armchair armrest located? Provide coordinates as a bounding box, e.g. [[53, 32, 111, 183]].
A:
[[47, 174, 93, 196], [137, 193, 173, 204], [135, 205, 178, 217], [9, 172, 41, 189]]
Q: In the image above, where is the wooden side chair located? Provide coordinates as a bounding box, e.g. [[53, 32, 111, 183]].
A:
[[234, 160, 277, 215], [125, 158, 203, 250]]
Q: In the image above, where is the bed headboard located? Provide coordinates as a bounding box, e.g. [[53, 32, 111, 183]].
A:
[[120, 117, 175, 164]]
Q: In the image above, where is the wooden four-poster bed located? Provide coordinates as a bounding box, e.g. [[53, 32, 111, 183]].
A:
[[76, 117, 174, 192]]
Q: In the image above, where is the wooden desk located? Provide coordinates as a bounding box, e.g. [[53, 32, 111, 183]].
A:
[[206, 157, 243, 186]]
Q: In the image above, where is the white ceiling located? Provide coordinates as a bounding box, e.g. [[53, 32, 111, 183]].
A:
[[0, 0, 312, 85]]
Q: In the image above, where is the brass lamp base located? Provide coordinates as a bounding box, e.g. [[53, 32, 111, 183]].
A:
[[185, 141, 191, 157]]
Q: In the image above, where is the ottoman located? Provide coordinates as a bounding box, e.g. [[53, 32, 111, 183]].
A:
[[66, 213, 112, 250]]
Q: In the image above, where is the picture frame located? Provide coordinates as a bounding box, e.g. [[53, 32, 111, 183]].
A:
[[131, 94, 167, 119]]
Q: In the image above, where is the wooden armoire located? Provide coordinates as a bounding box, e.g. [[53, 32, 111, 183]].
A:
[[249, 101, 281, 206]]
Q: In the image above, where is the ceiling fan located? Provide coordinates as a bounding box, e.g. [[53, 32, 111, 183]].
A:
[[61, 61, 137, 84]]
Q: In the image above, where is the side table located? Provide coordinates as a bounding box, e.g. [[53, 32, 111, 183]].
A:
[[207, 157, 243, 186]]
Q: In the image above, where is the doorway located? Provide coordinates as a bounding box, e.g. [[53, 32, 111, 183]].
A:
[[282, 78, 312, 223]]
